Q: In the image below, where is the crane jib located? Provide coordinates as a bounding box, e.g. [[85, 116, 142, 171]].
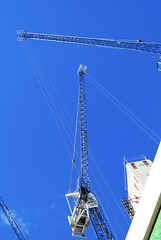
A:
[[65, 65, 114, 239], [17, 30, 161, 55], [78, 65, 90, 194]]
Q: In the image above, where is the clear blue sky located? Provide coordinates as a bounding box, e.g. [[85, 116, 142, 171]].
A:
[[0, 1, 161, 239]]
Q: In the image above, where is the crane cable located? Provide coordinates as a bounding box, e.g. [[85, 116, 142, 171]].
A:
[[22, 43, 80, 175], [89, 165, 126, 237], [23, 42, 85, 186], [23, 47, 80, 193], [69, 91, 80, 193], [86, 73, 160, 145], [89, 150, 130, 226], [22, 42, 127, 236]]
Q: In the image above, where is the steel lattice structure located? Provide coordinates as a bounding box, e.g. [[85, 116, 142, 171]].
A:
[[78, 65, 114, 239], [0, 196, 27, 240], [17, 30, 161, 55], [17, 30, 119, 239], [89, 206, 113, 240], [79, 69, 90, 192]]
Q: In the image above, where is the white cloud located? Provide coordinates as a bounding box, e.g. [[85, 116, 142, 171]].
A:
[[50, 202, 56, 210], [0, 209, 30, 236], [0, 212, 10, 225]]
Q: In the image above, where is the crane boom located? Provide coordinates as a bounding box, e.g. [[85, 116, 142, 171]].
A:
[[17, 30, 161, 55], [78, 65, 90, 194], [0, 196, 27, 240], [65, 66, 114, 239], [78, 65, 113, 239]]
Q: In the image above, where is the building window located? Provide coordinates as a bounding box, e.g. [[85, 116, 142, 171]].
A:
[[143, 160, 149, 167], [131, 163, 137, 169]]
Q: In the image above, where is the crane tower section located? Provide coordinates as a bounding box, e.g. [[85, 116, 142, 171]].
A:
[[66, 65, 114, 239], [78, 64, 90, 196]]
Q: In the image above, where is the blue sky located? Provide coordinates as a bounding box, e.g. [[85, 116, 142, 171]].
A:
[[0, 0, 161, 239]]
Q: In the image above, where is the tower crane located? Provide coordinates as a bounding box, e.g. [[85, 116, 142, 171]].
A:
[[17, 30, 160, 239], [65, 65, 113, 239], [0, 195, 28, 240], [17, 30, 161, 56]]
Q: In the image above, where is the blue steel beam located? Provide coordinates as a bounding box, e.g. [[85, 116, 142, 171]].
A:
[[17, 30, 161, 55], [78, 66, 114, 239], [89, 206, 114, 240], [0, 196, 27, 240], [78, 65, 90, 193]]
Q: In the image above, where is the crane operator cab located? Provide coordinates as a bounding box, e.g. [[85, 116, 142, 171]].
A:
[[65, 190, 98, 238]]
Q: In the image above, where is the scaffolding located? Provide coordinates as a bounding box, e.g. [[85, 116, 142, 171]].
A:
[[121, 197, 136, 220]]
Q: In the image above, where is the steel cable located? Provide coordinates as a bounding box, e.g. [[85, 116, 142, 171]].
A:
[[22, 42, 127, 238], [86, 74, 160, 145]]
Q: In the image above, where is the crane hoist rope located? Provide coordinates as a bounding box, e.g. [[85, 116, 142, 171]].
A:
[[69, 90, 80, 193]]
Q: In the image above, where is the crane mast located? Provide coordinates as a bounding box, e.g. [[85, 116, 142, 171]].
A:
[[17, 30, 161, 55], [78, 65, 90, 196], [0, 196, 27, 240], [66, 65, 113, 239]]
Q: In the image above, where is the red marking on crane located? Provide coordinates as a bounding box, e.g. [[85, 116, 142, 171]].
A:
[[134, 176, 139, 183]]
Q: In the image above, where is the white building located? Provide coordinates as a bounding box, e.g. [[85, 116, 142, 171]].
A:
[[125, 143, 161, 240], [126, 158, 152, 211]]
